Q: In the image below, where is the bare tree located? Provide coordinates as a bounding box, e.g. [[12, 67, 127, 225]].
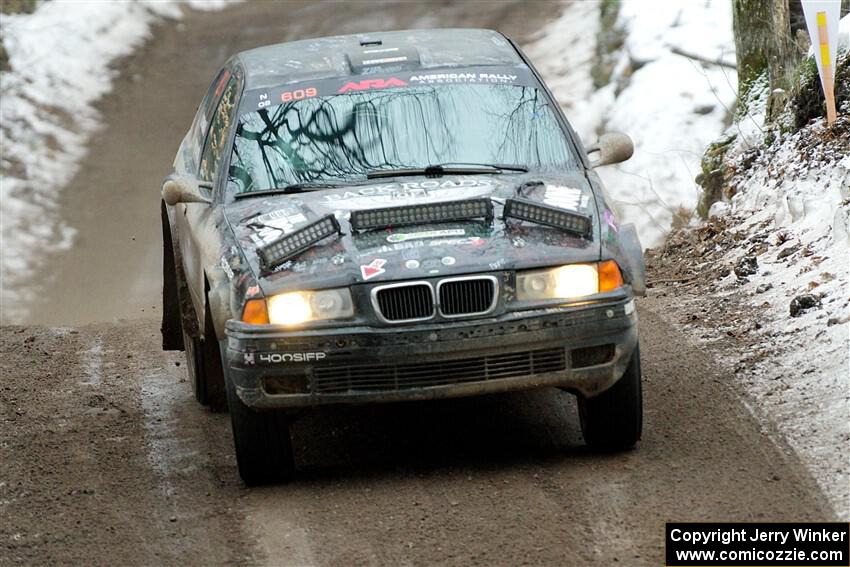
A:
[[733, 0, 798, 119]]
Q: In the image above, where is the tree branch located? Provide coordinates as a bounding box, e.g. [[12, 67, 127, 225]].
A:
[[671, 46, 738, 70]]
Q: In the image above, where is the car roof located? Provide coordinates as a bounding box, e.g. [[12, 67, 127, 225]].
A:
[[234, 28, 525, 91]]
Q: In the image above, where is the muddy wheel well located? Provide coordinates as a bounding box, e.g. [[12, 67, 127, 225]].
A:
[[161, 201, 184, 350], [161, 201, 200, 349]]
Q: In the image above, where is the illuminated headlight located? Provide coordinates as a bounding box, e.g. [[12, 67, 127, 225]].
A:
[[516, 261, 623, 301], [266, 288, 354, 326]]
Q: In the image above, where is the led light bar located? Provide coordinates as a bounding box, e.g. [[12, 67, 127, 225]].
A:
[[258, 214, 341, 270], [350, 198, 493, 231], [503, 198, 592, 237]]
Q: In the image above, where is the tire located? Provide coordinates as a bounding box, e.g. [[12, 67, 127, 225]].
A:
[[578, 344, 643, 450], [224, 368, 295, 485], [199, 297, 227, 412], [182, 325, 206, 405], [178, 290, 227, 412]]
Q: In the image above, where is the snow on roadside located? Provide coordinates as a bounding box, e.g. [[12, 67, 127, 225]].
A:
[[529, 0, 737, 248], [696, 13, 850, 514], [533, 2, 848, 513], [722, 124, 849, 516], [0, 0, 233, 324]]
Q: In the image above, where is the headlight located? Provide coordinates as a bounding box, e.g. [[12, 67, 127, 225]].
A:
[[242, 288, 354, 326], [516, 261, 623, 301]]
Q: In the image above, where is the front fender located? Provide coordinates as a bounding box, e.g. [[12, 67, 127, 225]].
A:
[[619, 223, 646, 296], [205, 266, 232, 341]]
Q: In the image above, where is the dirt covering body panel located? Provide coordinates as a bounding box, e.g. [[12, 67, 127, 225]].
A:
[[224, 172, 602, 297], [162, 27, 644, 410]]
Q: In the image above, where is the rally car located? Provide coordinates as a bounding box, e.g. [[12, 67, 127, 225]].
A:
[[161, 28, 646, 485]]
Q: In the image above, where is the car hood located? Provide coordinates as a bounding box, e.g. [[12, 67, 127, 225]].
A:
[[224, 172, 602, 295]]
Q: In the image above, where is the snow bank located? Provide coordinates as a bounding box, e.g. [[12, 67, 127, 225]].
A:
[[719, 118, 850, 515], [0, 0, 233, 324], [529, 0, 737, 248], [707, 18, 850, 513], [532, 1, 848, 513]]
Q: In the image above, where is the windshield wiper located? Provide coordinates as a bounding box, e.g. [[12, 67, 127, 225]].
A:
[[438, 162, 529, 173], [366, 163, 528, 180], [233, 182, 340, 199]]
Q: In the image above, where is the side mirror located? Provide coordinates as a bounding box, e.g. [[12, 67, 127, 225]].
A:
[[162, 176, 212, 205], [586, 132, 634, 168]]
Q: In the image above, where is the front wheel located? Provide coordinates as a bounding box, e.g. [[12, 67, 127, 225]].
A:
[[578, 345, 643, 450], [225, 370, 295, 485], [179, 298, 227, 412]]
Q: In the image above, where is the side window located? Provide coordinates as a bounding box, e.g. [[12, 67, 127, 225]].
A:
[[199, 73, 239, 183], [183, 69, 231, 170]]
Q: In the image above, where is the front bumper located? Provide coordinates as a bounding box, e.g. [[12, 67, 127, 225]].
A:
[[224, 297, 638, 409]]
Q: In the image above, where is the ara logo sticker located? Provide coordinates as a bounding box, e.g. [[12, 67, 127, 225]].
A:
[[338, 77, 407, 93], [361, 258, 387, 280]]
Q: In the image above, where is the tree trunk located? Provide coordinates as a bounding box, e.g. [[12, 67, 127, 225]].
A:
[[733, 0, 797, 120]]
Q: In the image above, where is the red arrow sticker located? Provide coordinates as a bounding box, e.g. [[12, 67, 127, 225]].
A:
[[360, 258, 387, 280]]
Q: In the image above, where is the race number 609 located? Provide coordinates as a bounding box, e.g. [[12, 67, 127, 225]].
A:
[[281, 87, 317, 102]]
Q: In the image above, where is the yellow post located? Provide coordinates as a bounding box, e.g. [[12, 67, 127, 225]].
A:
[[817, 11, 837, 126]]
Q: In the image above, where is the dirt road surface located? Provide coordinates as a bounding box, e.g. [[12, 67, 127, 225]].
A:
[[1, 1, 837, 566], [2, 304, 834, 566]]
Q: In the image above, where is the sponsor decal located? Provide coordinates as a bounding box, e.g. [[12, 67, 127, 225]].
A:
[[427, 236, 484, 247], [489, 258, 507, 270], [324, 178, 493, 202], [271, 260, 293, 273], [409, 72, 518, 85], [421, 258, 442, 274], [542, 185, 588, 211], [362, 47, 400, 55], [603, 209, 619, 232], [361, 64, 404, 76], [220, 256, 235, 280], [441, 256, 456, 266], [400, 246, 421, 260], [323, 179, 495, 210], [360, 258, 387, 280], [281, 87, 317, 102], [338, 77, 407, 93], [387, 229, 465, 243], [257, 92, 270, 109], [331, 254, 345, 265], [257, 352, 327, 364], [370, 240, 425, 254], [405, 259, 420, 269], [246, 208, 308, 246], [362, 56, 408, 66], [214, 70, 231, 97]]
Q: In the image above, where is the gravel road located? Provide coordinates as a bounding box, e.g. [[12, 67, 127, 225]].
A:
[[1, 2, 837, 566]]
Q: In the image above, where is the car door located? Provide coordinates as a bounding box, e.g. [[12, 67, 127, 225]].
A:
[[176, 67, 242, 326]]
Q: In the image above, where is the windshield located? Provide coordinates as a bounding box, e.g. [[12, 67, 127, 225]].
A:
[[227, 83, 579, 195]]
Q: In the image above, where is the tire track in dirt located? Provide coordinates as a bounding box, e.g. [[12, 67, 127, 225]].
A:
[[1, 323, 260, 566]]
